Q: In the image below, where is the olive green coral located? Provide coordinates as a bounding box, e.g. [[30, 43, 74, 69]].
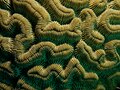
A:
[[0, 0, 120, 90]]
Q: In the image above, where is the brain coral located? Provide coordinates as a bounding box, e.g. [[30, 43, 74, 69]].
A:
[[0, 0, 120, 90]]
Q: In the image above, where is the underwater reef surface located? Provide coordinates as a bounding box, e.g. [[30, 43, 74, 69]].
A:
[[0, 0, 120, 90]]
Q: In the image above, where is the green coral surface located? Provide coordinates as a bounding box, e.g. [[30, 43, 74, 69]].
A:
[[0, 0, 120, 90]]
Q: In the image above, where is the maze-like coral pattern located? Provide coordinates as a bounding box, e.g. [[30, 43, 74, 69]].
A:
[[0, 0, 120, 90]]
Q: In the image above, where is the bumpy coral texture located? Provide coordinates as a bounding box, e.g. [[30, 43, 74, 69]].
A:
[[0, 0, 120, 90]]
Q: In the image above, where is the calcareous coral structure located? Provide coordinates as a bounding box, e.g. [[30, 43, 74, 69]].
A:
[[0, 0, 120, 90]]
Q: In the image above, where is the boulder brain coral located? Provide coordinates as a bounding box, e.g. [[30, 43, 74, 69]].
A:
[[0, 0, 120, 90]]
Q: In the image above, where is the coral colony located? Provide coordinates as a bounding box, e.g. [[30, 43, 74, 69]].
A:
[[0, 0, 120, 90]]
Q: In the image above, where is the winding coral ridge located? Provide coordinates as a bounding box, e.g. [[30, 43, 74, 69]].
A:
[[27, 57, 98, 81], [0, 0, 120, 90]]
